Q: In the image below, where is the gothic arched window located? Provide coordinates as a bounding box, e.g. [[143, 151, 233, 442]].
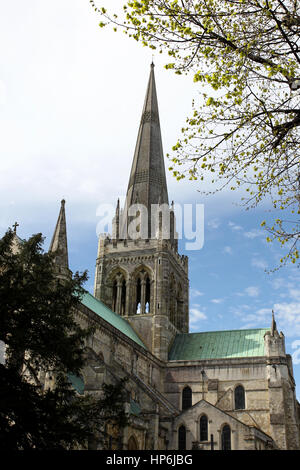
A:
[[200, 415, 208, 441], [221, 425, 231, 450], [182, 386, 192, 410], [136, 278, 141, 314], [178, 425, 186, 450], [110, 272, 127, 315], [133, 269, 152, 315], [128, 435, 139, 450], [234, 385, 245, 410], [121, 279, 126, 316], [145, 276, 151, 313]]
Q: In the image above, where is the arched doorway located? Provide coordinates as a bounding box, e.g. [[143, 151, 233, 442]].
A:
[[128, 435, 139, 450], [221, 424, 231, 450], [178, 425, 186, 450]]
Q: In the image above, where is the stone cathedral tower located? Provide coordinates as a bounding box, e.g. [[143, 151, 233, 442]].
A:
[[94, 64, 189, 360]]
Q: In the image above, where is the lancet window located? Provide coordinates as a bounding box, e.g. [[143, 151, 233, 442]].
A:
[[134, 268, 152, 315], [200, 415, 208, 442], [234, 385, 245, 410], [111, 271, 127, 316], [182, 386, 192, 410]]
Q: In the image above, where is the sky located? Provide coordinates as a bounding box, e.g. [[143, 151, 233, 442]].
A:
[[1, 1, 300, 399]]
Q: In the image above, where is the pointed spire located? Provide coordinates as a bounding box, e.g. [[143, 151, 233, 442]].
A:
[[114, 198, 120, 240], [49, 199, 69, 271], [123, 63, 169, 237], [271, 310, 278, 336]]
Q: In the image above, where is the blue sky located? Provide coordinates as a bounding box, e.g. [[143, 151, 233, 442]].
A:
[[1, 1, 300, 399]]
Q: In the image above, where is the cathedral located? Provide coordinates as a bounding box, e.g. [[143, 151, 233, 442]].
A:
[[47, 64, 299, 450]]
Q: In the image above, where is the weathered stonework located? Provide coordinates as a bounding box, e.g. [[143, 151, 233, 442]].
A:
[[75, 297, 300, 449], [46, 64, 300, 450]]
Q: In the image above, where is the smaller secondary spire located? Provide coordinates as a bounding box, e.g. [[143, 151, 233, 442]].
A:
[[271, 310, 278, 336], [114, 198, 120, 240], [49, 199, 69, 270]]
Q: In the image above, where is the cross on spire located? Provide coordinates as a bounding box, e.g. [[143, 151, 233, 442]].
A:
[[13, 221, 19, 233]]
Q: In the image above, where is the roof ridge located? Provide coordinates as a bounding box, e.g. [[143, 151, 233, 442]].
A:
[[181, 327, 270, 336]]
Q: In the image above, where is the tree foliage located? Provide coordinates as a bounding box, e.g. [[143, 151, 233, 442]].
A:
[[0, 230, 128, 449], [92, 0, 300, 265]]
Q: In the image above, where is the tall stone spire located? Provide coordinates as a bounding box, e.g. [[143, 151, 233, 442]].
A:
[[94, 65, 189, 359], [122, 63, 169, 237], [49, 199, 69, 273]]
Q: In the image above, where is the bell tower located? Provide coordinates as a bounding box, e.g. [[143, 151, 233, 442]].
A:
[[94, 64, 189, 361]]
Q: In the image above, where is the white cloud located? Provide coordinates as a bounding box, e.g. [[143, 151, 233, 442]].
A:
[[292, 349, 300, 365], [190, 289, 204, 298], [228, 221, 243, 231], [251, 258, 268, 270], [223, 246, 233, 255], [237, 302, 300, 337], [207, 218, 221, 229], [245, 286, 260, 297], [270, 277, 286, 290], [274, 302, 300, 329], [292, 340, 300, 364], [289, 289, 300, 301], [244, 229, 263, 239], [0, 80, 6, 106], [189, 307, 207, 325], [211, 298, 223, 304]]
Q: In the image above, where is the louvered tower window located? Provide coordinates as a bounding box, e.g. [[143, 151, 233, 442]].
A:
[[145, 276, 151, 313], [136, 278, 141, 313]]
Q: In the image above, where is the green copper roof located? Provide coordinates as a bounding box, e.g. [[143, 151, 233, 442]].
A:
[[169, 328, 270, 361], [130, 399, 141, 416], [67, 373, 85, 395], [81, 291, 147, 350]]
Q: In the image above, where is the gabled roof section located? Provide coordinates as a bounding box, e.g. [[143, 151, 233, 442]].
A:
[[169, 328, 269, 361], [80, 291, 147, 350]]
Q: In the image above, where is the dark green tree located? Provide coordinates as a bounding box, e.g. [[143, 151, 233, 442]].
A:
[[0, 229, 128, 450]]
